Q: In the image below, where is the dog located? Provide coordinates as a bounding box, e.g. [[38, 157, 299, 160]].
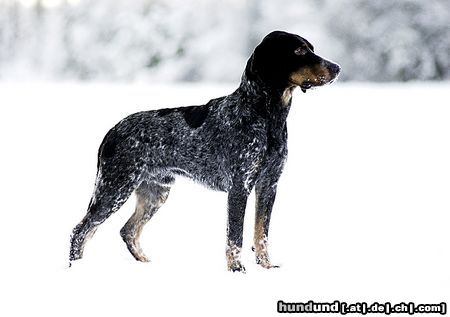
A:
[[69, 30, 340, 272]]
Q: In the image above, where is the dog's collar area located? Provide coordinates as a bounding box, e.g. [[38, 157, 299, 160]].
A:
[[240, 73, 278, 96]]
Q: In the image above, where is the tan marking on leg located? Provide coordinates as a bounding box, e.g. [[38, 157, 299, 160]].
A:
[[121, 184, 171, 262], [120, 194, 153, 262], [226, 242, 245, 273], [253, 216, 278, 269]]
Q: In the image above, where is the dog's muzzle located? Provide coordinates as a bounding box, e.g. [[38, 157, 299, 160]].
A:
[[327, 61, 341, 82]]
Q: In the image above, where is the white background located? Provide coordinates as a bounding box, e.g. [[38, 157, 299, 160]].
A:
[[1, 82, 449, 316]]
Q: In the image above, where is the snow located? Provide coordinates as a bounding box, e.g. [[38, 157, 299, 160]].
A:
[[1, 82, 449, 316]]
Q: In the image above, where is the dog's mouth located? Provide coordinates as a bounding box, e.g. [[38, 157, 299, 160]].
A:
[[299, 74, 338, 93], [300, 81, 313, 93], [299, 80, 326, 93], [291, 76, 330, 93], [291, 61, 341, 93], [288, 79, 315, 93]]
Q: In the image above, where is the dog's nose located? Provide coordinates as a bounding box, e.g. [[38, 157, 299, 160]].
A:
[[330, 63, 341, 75]]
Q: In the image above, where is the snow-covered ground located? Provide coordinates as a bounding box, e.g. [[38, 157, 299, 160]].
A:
[[1, 82, 449, 316]]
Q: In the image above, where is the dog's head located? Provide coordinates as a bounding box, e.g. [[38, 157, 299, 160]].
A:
[[246, 31, 341, 92]]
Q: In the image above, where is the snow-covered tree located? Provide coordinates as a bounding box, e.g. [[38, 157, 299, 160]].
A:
[[0, 0, 448, 82], [323, 0, 450, 81]]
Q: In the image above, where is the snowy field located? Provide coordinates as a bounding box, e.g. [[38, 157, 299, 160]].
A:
[[1, 82, 449, 316]]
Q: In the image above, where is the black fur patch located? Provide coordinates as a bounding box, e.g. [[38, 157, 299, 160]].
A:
[[157, 108, 174, 116], [100, 129, 118, 159], [181, 105, 209, 128]]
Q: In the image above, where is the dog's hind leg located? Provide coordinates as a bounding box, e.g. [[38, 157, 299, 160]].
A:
[[69, 165, 144, 263], [120, 177, 172, 262]]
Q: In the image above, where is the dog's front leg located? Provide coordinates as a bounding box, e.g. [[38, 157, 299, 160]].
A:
[[226, 186, 249, 273], [253, 179, 280, 269]]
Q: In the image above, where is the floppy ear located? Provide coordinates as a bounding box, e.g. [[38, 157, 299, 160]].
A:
[[244, 51, 258, 81], [244, 42, 266, 81], [244, 41, 284, 87]]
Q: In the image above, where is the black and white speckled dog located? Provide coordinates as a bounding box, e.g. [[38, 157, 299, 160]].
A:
[[69, 31, 340, 272]]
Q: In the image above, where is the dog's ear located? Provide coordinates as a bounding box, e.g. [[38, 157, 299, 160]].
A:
[[244, 51, 258, 81], [245, 40, 282, 86], [245, 32, 294, 87], [244, 42, 266, 81]]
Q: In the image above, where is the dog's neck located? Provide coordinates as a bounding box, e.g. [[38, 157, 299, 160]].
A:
[[237, 72, 294, 117], [236, 73, 292, 147]]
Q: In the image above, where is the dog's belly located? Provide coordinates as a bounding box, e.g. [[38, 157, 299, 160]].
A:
[[170, 166, 231, 192], [142, 149, 231, 192]]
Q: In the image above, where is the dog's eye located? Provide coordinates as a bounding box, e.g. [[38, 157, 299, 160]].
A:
[[294, 47, 308, 56]]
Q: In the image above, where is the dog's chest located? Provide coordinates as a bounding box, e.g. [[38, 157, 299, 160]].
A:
[[234, 120, 287, 190], [237, 135, 266, 192]]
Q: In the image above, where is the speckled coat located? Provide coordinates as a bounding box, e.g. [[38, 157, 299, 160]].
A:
[[69, 31, 340, 272]]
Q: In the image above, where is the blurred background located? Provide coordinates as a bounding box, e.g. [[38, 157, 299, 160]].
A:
[[0, 0, 449, 83], [1, 3, 450, 316]]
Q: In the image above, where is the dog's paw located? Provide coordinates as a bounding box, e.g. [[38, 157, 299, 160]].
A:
[[121, 232, 151, 262], [258, 262, 280, 269], [228, 261, 246, 273], [134, 253, 150, 263], [256, 255, 280, 269], [129, 246, 150, 263]]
